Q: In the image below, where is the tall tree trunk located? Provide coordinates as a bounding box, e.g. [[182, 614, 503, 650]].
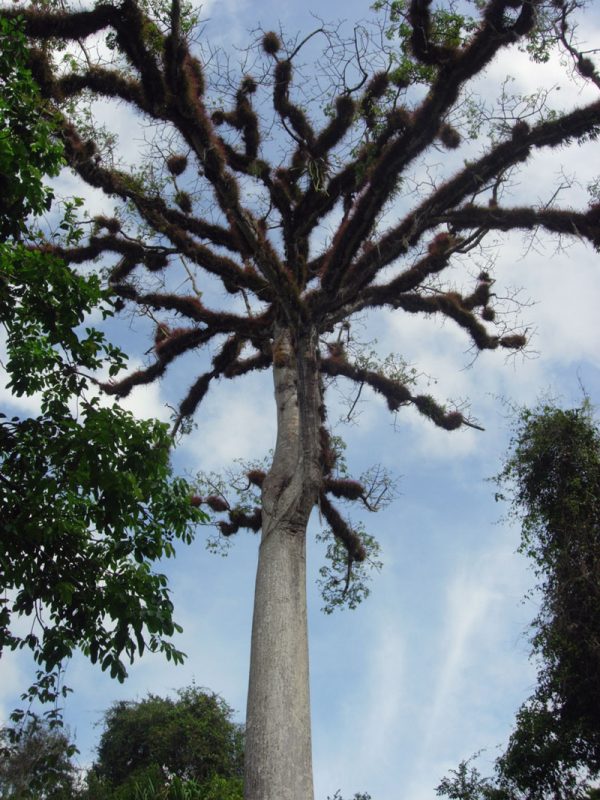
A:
[[244, 326, 322, 800]]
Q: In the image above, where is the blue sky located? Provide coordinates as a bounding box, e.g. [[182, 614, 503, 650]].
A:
[[2, 1, 600, 798]]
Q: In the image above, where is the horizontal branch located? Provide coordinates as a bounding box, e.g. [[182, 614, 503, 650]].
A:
[[439, 204, 600, 247], [55, 65, 148, 111], [192, 491, 262, 535], [1, 4, 119, 39], [39, 236, 173, 273], [321, 355, 484, 430], [339, 98, 600, 300], [372, 291, 525, 352], [131, 290, 272, 336], [218, 507, 262, 536], [50, 117, 273, 298]]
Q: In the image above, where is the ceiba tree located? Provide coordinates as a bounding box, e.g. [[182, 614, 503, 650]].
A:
[[2, 0, 599, 797]]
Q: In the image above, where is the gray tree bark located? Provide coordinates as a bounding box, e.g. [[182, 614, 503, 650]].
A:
[[244, 326, 322, 800]]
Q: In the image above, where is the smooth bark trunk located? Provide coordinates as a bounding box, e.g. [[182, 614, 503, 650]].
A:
[[244, 326, 321, 800]]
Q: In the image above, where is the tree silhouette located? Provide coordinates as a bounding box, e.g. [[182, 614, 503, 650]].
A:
[[2, 0, 599, 797]]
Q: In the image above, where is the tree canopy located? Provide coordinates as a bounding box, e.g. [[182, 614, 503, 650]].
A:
[[0, 15, 204, 727], [1, 0, 597, 605], [437, 401, 600, 800], [0, 686, 244, 800], [93, 685, 244, 790], [0, 719, 77, 800]]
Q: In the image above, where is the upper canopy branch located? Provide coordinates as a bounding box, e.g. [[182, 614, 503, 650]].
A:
[[1, 4, 119, 40], [439, 204, 600, 248], [322, 97, 600, 311], [160, 28, 307, 321], [320, 355, 482, 430], [114, 286, 272, 337], [4, 0, 167, 108], [6, 0, 307, 322], [38, 236, 171, 269], [49, 114, 273, 299], [305, 0, 539, 288], [39, 57, 149, 113]]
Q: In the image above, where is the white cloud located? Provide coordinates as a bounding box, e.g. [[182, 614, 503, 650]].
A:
[[181, 371, 276, 471], [421, 571, 496, 751], [0, 381, 43, 418], [0, 651, 27, 725], [117, 378, 171, 422], [357, 617, 406, 770]]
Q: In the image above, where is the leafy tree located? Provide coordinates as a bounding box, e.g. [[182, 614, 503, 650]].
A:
[[0, 17, 205, 726], [496, 402, 600, 798], [87, 686, 243, 797], [437, 402, 600, 800], [0, 16, 62, 237], [0, 719, 78, 800], [1, 1, 599, 798]]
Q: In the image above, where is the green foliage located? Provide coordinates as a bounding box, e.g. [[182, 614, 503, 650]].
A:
[[436, 757, 508, 800], [495, 401, 600, 797], [90, 772, 243, 800], [1, 234, 204, 714], [92, 686, 244, 792], [0, 16, 205, 728], [193, 775, 243, 800], [0, 719, 78, 800], [372, 0, 479, 85], [4, 687, 245, 800], [0, 17, 63, 238], [316, 523, 382, 614], [439, 401, 600, 800]]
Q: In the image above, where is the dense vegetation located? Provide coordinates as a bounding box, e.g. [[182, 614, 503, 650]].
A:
[[0, 686, 244, 800], [0, 15, 204, 728], [438, 402, 600, 800]]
